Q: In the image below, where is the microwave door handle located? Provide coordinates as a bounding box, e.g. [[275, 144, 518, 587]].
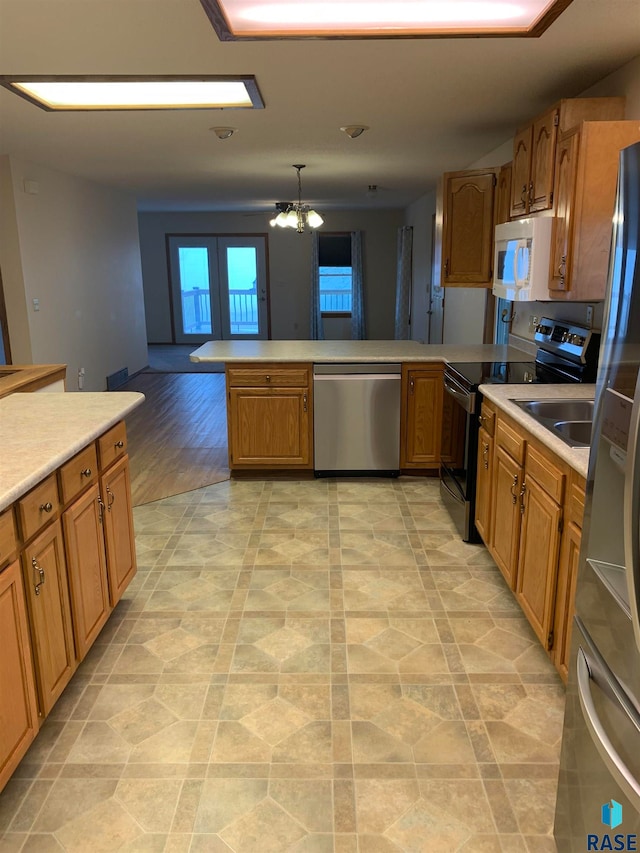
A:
[[624, 371, 640, 654], [514, 241, 526, 289]]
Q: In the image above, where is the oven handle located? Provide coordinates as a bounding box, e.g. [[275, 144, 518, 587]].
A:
[[443, 374, 476, 414]]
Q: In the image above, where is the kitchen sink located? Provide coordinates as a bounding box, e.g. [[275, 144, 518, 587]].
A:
[[516, 399, 594, 422], [552, 420, 593, 446], [513, 398, 595, 448]]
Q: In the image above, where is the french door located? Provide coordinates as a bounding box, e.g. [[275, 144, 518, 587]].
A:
[[167, 235, 269, 343]]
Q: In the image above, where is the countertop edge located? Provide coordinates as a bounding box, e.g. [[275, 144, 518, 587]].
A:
[[0, 392, 145, 511], [479, 383, 593, 478]]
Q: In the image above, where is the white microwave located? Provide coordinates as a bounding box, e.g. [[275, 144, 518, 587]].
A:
[[492, 216, 553, 301]]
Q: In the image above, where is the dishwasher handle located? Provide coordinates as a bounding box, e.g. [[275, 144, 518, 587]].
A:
[[313, 373, 401, 382]]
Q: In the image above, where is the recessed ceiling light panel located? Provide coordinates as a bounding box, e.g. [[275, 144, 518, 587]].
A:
[[0, 76, 265, 111], [200, 0, 573, 39]]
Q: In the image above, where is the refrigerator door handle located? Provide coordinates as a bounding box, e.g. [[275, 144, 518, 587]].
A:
[[623, 371, 640, 653], [577, 644, 640, 812]]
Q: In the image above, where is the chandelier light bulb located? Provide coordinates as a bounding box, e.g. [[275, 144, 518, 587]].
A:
[[307, 209, 324, 228]]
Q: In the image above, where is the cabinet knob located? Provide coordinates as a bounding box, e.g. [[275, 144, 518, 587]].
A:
[[115, 440, 124, 449], [39, 501, 53, 513], [265, 374, 271, 382], [81, 467, 92, 478]]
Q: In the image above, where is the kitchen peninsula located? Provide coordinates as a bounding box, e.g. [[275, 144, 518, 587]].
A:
[[0, 390, 144, 790], [191, 340, 531, 474]]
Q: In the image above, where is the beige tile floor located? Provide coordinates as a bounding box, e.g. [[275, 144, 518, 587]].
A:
[[0, 478, 565, 852]]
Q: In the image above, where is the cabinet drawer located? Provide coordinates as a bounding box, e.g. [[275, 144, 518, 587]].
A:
[[526, 445, 565, 504], [567, 477, 586, 528], [479, 402, 495, 437], [59, 444, 98, 504], [495, 418, 525, 464], [0, 508, 17, 566], [17, 475, 60, 542], [227, 366, 310, 387], [98, 421, 127, 471]]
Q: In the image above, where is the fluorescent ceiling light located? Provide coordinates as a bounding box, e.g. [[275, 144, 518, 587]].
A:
[[201, 0, 573, 38], [0, 76, 264, 111]]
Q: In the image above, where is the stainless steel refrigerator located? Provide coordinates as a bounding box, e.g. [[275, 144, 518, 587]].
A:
[[554, 141, 640, 848]]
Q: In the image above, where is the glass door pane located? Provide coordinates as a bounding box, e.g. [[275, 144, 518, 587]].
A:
[[218, 237, 269, 339], [178, 247, 212, 335], [167, 236, 222, 344]]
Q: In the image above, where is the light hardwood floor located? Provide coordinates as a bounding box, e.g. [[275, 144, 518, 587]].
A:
[[118, 372, 230, 506]]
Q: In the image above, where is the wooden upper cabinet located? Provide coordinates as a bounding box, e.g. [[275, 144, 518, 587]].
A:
[[509, 97, 624, 220], [441, 168, 497, 287], [494, 162, 513, 226], [511, 126, 533, 218], [549, 121, 640, 301]]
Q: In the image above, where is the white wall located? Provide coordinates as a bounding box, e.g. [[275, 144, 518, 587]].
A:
[[138, 208, 404, 342], [404, 192, 435, 343], [0, 157, 148, 390]]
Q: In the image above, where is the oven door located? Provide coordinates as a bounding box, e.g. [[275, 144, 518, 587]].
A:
[[440, 370, 479, 543]]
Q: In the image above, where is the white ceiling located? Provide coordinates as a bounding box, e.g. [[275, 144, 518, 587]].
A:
[[0, 0, 638, 215]]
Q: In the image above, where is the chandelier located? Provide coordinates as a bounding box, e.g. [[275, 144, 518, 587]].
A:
[[269, 164, 324, 233]]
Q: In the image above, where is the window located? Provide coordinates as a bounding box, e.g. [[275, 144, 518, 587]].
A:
[[318, 234, 352, 316]]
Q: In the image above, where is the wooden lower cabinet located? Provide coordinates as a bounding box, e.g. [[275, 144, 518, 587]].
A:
[[476, 404, 585, 679], [22, 520, 76, 717], [490, 445, 523, 589], [101, 455, 137, 606], [226, 364, 313, 470], [63, 483, 110, 660], [0, 558, 39, 790], [516, 470, 562, 649], [475, 425, 494, 544], [401, 364, 444, 469]]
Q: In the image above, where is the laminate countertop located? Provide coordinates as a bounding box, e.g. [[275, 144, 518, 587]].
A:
[[0, 392, 145, 511], [190, 340, 532, 364], [479, 383, 595, 478]]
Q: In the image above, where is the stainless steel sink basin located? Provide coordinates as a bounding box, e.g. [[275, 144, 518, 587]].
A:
[[517, 399, 594, 422], [552, 420, 593, 446], [513, 398, 594, 448]]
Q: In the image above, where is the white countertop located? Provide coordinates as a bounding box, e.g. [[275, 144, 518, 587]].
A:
[[479, 383, 595, 478], [0, 392, 145, 511], [190, 340, 532, 364]]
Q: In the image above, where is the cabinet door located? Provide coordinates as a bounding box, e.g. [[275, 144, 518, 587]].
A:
[[22, 521, 76, 717], [529, 108, 558, 212], [510, 126, 533, 218], [442, 171, 496, 286], [549, 129, 579, 295], [494, 162, 512, 225], [475, 426, 494, 545], [0, 559, 39, 792], [228, 387, 312, 468], [489, 445, 523, 590], [402, 368, 443, 467], [101, 455, 137, 607], [516, 475, 562, 649], [553, 520, 581, 683], [63, 482, 111, 659]]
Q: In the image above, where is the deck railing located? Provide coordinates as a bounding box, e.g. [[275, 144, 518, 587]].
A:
[[181, 288, 259, 335]]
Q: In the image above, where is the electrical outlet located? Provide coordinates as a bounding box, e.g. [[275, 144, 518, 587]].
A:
[[586, 305, 594, 328]]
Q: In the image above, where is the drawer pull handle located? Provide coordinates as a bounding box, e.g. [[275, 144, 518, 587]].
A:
[[520, 481, 527, 514], [482, 442, 489, 470], [98, 495, 105, 523], [115, 440, 124, 449], [510, 474, 519, 505], [39, 501, 53, 513], [81, 468, 92, 478], [32, 557, 45, 596], [106, 485, 115, 511], [303, 393, 308, 413]]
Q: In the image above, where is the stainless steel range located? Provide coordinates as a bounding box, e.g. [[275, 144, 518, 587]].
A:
[[440, 317, 601, 542]]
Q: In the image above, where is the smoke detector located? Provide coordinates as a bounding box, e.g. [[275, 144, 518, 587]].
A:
[[340, 125, 369, 139]]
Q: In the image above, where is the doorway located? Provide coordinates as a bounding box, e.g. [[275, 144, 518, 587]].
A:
[[167, 235, 270, 343]]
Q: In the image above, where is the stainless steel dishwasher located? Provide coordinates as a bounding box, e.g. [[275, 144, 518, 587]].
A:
[[313, 363, 401, 475]]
